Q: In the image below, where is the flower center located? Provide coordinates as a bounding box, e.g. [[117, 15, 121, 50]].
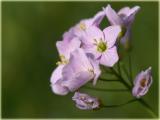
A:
[[79, 23, 86, 30], [56, 55, 69, 65], [97, 41, 107, 53], [140, 79, 146, 87]]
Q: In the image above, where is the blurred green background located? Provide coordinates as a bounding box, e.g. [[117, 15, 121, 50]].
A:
[[2, 2, 158, 118]]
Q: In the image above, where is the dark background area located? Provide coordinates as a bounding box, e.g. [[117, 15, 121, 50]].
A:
[[2, 2, 158, 118]]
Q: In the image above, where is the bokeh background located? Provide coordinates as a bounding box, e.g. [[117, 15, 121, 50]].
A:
[[2, 1, 158, 118]]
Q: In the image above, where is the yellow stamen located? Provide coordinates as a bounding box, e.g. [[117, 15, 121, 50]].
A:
[[56, 55, 69, 65], [79, 23, 86, 30], [96, 38, 107, 53]]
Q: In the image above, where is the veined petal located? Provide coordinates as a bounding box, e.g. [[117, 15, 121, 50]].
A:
[[126, 6, 140, 18], [92, 11, 105, 26], [50, 65, 64, 84], [51, 82, 69, 95], [73, 18, 95, 38], [103, 25, 121, 48], [82, 43, 102, 59], [62, 27, 75, 42], [118, 7, 130, 18], [89, 58, 101, 85], [56, 37, 81, 59], [104, 5, 123, 25], [62, 71, 93, 92], [50, 65, 69, 95], [62, 48, 94, 92], [69, 48, 93, 71], [100, 46, 119, 67], [84, 26, 104, 44], [73, 10, 105, 38], [124, 6, 140, 25]]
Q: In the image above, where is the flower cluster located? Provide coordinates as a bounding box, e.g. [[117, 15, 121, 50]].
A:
[[50, 5, 153, 110]]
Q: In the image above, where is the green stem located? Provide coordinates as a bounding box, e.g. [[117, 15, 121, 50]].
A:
[[138, 99, 157, 118], [102, 99, 137, 108], [110, 67, 157, 117], [128, 53, 133, 86], [111, 67, 131, 90], [117, 61, 132, 86], [121, 63, 132, 84], [83, 86, 129, 92], [99, 78, 121, 82]]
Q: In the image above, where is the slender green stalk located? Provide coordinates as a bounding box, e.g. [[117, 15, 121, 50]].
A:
[[110, 67, 157, 117], [128, 53, 133, 86], [99, 78, 121, 82], [102, 98, 137, 108], [111, 67, 131, 90], [121, 63, 133, 86], [92, 60, 156, 117], [138, 99, 157, 118], [83, 86, 129, 92]]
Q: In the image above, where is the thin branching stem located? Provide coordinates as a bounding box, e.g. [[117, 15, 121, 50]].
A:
[[122, 64, 133, 86], [138, 99, 157, 118], [99, 78, 121, 82], [83, 86, 129, 92], [102, 98, 137, 108], [90, 61, 156, 117], [128, 52, 133, 86], [110, 67, 157, 117], [111, 67, 131, 90]]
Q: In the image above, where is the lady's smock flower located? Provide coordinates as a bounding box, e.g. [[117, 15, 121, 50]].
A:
[[132, 67, 153, 98], [50, 38, 81, 95], [82, 26, 121, 67], [104, 5, 140, 48], [72, 92, 100, 110]]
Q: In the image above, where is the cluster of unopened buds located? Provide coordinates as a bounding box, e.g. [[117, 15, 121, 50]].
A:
[[50, 5, 153, 110]]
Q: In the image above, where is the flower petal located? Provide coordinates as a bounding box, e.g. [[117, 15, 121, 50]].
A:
[[126, 6, 140, 18], [89, 58, 101, 85], [118, 7, 130, 18], [124, 6, 140, 25], [50, 65, 69, 95], [82, 43, 102, 59], [84, 26, 104, 44], [104, 5, 123, 25], [51, 82, 69, 95], [92, 11, 105, 26], [62, 48, 94, 91], [56, 37, 81, 59], [69, 48, 93, 71], [62, 71, 92, 92], [62, 27, 76, 42], [73, 19, 90, 38], [103, 25, 121, 48], [100, 46, 119, 67], [50, 65, 64, 84]]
